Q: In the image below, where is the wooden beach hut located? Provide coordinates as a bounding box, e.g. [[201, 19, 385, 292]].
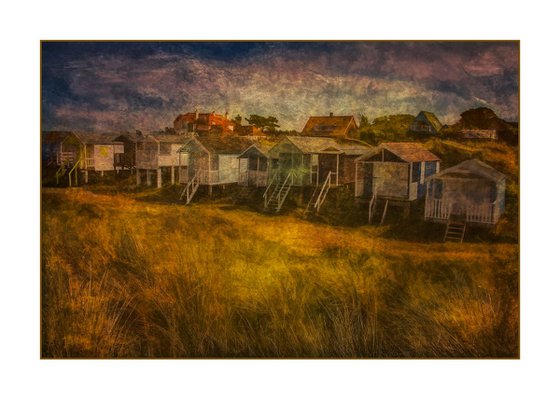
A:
[[135, 133, 188, 188], [42, 131, 120, 185], [237, 143, 272, 188], [264, 136, 372, 212], [424, 159, 506, 242], [355, 142, 440, 223], [177, 135, 254, 203]]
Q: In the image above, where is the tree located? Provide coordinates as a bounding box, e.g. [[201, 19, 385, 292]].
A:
[[233, 114, 243, 126], [359, 114, 370, 128], [245, 114, 280, 132]]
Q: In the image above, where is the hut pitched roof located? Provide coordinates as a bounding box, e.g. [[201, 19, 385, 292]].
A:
[[416, 111, 443, 132], [381, 142, 440, 162], [283, 136, 372, 155], [433, 159, 506, 182], [149, 133, 189, 144], [180, 136, 254, 154], [301, 115, 358, 136], [42, 131, 73, 144], [73, 132, 119, 144]]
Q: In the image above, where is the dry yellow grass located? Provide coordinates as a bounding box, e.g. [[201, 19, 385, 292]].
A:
[[41, 188, 519, 358]]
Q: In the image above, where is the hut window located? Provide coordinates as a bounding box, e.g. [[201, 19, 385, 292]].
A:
[[412, 162, 421, 182], [259, 157, 267, 171], [249, 156, 258, 170], [271, 159, 279, 169], [160, 143, 171, 155], [311, 154, 319, 166]]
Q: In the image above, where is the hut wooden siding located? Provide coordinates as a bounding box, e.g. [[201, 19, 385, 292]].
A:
[[238, 144, 270, 187], [267, 136, 371, 187], [355, 142, 440, 201], [409, 111, 443, 135], [424, 159, 506, 225], [178, 136, 253, 186], [70, 132, 120, 172], [135, 134, 185, 170], [460, 129, 498, 140], [113, 134, 141, 170]]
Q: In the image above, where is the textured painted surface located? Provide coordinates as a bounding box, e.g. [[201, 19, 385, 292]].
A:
[[41, 42, 519, 132]]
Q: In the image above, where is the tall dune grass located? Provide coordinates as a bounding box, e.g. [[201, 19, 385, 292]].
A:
[[41, 188, 519, 358]]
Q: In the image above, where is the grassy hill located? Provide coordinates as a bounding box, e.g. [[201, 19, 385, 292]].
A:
[[41, 187, 519, 358], [359, 114, 415, 144]]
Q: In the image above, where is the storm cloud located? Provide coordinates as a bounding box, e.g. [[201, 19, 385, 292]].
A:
[[41, 41, 519, 132]]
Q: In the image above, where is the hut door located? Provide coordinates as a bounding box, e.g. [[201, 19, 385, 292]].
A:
[[310, 154, 319, 185], [239, 158, 248, 185], [363, 163, 373, 196], [319, 154, 337, 183]]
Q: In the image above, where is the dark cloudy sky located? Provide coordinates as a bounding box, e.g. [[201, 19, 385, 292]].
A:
[[41, 41, 519, 132]]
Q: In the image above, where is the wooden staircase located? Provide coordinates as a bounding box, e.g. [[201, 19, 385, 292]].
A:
[[180, 170, 202, 205], [263, 171, 294, 212], [304, 171, 333, 216], [54, 156, 81, 187], [443, 219, 467, 243]]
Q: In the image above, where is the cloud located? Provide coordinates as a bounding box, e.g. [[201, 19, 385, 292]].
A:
[[42, 42, 519, 132]]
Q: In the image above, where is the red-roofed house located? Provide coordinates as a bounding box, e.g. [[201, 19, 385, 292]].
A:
[[173, 110, 235, 135]]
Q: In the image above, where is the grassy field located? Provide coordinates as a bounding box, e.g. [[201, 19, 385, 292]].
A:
[[41, 183, 519, 358]]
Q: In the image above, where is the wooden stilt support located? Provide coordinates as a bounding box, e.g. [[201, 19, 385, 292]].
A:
[[85, 169, 89, 184], [146, 170, 152, 186], [136, 169, 141, 186], [171, 166, 175, 184], [157, 168, 162, 188], [380, 199, 389, 225]]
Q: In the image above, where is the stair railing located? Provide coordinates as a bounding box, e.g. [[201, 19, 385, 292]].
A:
[[276, 171, 294, 211], [182, 170, 202, 204], [368, 192, 376, 224], [263, 171, 279, 207], [66, 156, 82, 187], [314, 171, 332, 213]]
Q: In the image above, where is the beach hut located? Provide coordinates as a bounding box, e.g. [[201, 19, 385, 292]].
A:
[[135, 133, 188, 188], [177, 136, 254, 203], [238, 143, 272, 187], [264, 136, 372, 212], [355, 142, 440, 223], [424, 159, 506, 241]]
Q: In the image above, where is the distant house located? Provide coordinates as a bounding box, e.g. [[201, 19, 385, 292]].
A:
[[409, 111, 443, 135], [173, 110, 234, 135], [460, 129, 498, 140], [135, 133, 188, 187], [177, 136, 254, 203], [424, 159, 506, 227], [301, 113, 359, 138], [238, 143, 272, 187], [264, 136, 372, 212]]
